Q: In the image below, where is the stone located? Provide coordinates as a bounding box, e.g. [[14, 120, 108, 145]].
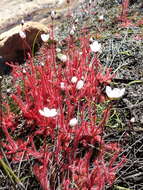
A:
[[0, 22, 49, 62], [0, 56, 11, 75], [0, 0, 78, 35]]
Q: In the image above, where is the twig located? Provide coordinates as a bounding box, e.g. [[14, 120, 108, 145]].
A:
[[114, 185, 131, 190]]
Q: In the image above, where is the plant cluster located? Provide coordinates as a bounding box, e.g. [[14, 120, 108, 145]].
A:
[[1, 0, 140, 188], [0, 31, 126, 190]]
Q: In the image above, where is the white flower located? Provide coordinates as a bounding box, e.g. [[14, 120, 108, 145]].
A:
[[81, 76, 84, 80], [19, 31, 26, 39], [89, 0, 92, 5], [57, 53, 67, 62], [22, 69, 26, 74], [98, 15, 104, 21], [70, 25, 76, 35], [41, 34, 49, 42], [72, 25, 76, 31], [21, 19, 25, 26], [40, 62, 45, 66], [130, 117, 135, 123], [71, 76, 78, 83], [89, 37, 94, 42], [70, 29, 75, 35], [69, 118, 78, 127], [76, 80, 84, 90], [56, 48, 61, 53], [75, 18, 79, 24], [7, 89, 11, 93], [105, 86, 125, 99], [90, 41, 101, 53], [60, 82, 65, 89], [39, 107, 57, 117]]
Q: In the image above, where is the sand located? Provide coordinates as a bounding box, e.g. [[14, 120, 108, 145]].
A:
[[0, 0, 69, 34]]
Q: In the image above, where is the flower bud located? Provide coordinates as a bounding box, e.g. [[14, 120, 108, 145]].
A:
[[130, 117, 135, 123], [21, 19, 25, 26], [51, 10, 56, 19]]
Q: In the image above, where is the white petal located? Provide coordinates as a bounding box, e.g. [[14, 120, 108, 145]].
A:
[[49, 109, 58, 117], [39, 107, 57, 117], [105, 86, 125, 99], [21, 19, 25, 26], [90, 41, 101, 52], [56, 48, 61, 53], [71, 76, 78, 83], [22, 69, 26, 73], [43, 107, 50, 113], [75, 18, 79, 23], [41, 34, 49, 42], [69, 118, 78, 127], [120, 88, 125, 96], [39, 109, 45, 116], [60, 82, 65, 89], [105, 86, 112, 97], [40, 62, 45, 66], [57, 53, 67, 62], [76, 80, 84, 90], [70, 29, 75, 35], [105, 86, 112, 92], [130, 117, 135, 123], [98, 15, 104, 20]]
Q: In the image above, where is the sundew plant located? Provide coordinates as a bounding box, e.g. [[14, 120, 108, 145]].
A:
[[0, 1, 129, 190]]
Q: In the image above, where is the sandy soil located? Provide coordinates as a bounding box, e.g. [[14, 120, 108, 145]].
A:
[[0, 0, 80, 34]]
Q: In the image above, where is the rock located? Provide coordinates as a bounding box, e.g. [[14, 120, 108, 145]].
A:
[[0, 0, 66, 34], [0, 0, 78, 35], [0, 56, 12, 75], [0, 22, 49, 62]]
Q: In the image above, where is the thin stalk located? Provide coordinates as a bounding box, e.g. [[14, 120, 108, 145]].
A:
[[105, 27, 129, 73], [0, 159, 25, 189], [32, 30, 41, 57], [114, 185, 131, 190]]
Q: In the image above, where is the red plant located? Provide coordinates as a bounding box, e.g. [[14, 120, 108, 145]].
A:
[[118, 0, 134, 27], [121, 0, 129, 21], [0, 34, 125, 189]]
